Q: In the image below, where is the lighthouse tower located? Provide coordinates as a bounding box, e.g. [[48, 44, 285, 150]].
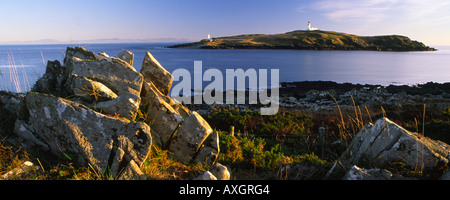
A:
[[207, 34, 212, 42], [308, 21, 319, 31]]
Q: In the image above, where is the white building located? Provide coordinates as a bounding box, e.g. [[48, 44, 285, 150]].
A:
[[308, 21, 319, 31], [207, 34, 212, 42]]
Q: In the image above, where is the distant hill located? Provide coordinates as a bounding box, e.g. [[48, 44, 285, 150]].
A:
[[168, 30, 436, 51]]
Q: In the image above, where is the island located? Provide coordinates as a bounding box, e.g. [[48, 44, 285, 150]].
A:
[[168, 30, 436, 51]]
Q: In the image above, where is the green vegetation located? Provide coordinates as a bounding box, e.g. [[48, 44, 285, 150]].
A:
[[202, 107, 313, 137], [169, 30, 435, 51], [2, 96, 450, 179]]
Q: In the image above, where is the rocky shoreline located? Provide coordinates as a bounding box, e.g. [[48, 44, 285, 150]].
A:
[[187, 80, 450, 114], [279, 81, 450, 111]]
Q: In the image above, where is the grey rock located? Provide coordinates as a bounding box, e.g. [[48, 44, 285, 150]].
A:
[[194, 131, 219, 165], [32, 60, 67, 95], [97, 51, 110, 58], [209, 162, 230, 180], [63, 47, 144, 120], [0, 91, 23, 115], [66, 57, 143, 98], [193, 171, 217, 180], [168, 111, 212, 163], [116, 160, 147, 180], [144, 94, 183, 147], [440, 170, 450, 180], [64, 46, 97, 64], [95, 93, 141, 120], [66, 75, 118, 103], [141, 52, 173, 96], [14, 92, 152, 180], [342, 117, 450, 170], [342, 165, 416, 180], [117, 50, 134, 66], [141, 81, 175, 106]]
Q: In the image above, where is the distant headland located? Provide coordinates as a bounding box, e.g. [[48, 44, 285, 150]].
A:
[[168, 29, 436, 51]]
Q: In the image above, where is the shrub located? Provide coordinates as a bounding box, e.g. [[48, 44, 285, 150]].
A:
[[219, 133, 243, 163], [202, 107, 313, 137], [218, 132, 285, 169]]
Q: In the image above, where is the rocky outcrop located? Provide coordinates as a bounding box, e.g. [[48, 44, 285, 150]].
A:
[[138, 52, 218, 165], [341, 117, 450, 170], [2, 46, 220, 179], [33, 47, 143, 120], [14, 92, 152, 179], [322, 117, 450, 180]]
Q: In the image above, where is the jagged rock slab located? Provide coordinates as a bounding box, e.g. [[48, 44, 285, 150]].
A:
[[94, 94, 141, 120], [117, 50, 134, 66], [168, 111, 213, 163], [14, 92, 152, 179], [194, 131, 219, 165], [66, 74, 118, 103], [141, 52, 173, 96], [66, 56, 143, 98], [342, 117, 450, 170], [144, 94, 182, 147], [32, 60, 67, 95]]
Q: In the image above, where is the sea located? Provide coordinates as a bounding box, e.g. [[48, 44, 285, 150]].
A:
[[0, 42, 449, 93]]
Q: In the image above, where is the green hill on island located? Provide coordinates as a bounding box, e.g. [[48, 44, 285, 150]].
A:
[[169, 30, 435, 51]]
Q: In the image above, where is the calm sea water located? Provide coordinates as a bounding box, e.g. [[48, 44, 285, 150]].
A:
[[0, 42, 449, 92]]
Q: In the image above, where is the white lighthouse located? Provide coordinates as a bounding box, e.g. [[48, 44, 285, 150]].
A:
[[207, 34, 212, 42], [308, 21, 319, 31]]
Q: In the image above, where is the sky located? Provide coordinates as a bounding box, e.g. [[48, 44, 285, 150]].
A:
[[1, 0, 449, 45]]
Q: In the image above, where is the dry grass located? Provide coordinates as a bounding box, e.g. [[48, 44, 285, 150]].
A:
[[0, 143, 30, 177], [0, 51, 31, 93], [142, 146, 208, 180]]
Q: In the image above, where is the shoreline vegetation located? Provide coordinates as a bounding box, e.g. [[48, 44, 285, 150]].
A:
[[3, 78, 450, 180], [168, 30, 436, 51]]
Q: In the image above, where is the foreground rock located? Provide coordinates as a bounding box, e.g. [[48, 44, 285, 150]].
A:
[[33, 47, 144, 120], [341, 117, 450, 170], [0, 46, 222, 180], [342, 165, 416, 180], [2, 47, 221, 180], [168, 112, 213, 163], [14, 92, 152, 179], [139, 52, 219, 165]]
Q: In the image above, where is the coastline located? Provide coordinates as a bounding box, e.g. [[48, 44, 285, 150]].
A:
[[187, 80, 450, 113]]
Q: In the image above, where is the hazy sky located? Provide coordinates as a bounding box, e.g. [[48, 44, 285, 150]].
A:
[[1, 0, 449, 45]]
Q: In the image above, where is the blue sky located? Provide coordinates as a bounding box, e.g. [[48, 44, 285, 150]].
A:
[[1, 0, 449, 45]]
